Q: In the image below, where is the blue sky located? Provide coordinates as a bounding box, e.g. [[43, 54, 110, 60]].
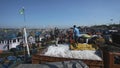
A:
[[0, 0, 120, 28]]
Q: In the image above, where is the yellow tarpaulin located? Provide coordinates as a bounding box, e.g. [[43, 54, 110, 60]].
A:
[[70, 43, 98, 50]]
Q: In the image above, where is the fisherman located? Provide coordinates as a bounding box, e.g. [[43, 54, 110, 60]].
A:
[[54, 27, 59, 46], [73, 25, 80, 43], [54, 27, 59, 38]]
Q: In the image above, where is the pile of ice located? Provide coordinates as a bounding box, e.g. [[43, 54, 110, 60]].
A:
[[44, 44, 102, 61]]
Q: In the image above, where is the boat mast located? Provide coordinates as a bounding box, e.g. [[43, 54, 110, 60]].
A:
[[23, 7, 30, 56], [20, 6, 30, 56], [24, 27, 30, 56]]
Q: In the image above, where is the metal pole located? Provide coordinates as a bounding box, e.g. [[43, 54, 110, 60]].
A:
[[23, 7, 26, 23], [24, 27, 30, 56], [22, 7, 30, 56]]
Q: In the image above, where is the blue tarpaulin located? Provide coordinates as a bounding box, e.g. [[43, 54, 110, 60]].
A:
[[7, 56, 16, 61], [35, 32, 41, 36]]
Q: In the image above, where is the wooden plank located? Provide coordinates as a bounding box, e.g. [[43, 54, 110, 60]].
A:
[[32, 54, 103, 68]]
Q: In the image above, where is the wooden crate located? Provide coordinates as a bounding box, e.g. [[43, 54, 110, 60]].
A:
[[103, 51, 120, 68], [32, 54, 103, 68]]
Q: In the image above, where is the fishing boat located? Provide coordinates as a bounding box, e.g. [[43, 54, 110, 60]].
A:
[[32, 34, 104, 68], [0, 37, 23, 51], [32, 32, 120, 68]]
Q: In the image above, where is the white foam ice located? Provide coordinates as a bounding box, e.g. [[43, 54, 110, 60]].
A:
[[44, 44, 102, 61]]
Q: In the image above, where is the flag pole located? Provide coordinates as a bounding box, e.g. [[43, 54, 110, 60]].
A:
[[21, 7, 30, 56], [23, 7, 26, 23], [23, 27, 30, 56]]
